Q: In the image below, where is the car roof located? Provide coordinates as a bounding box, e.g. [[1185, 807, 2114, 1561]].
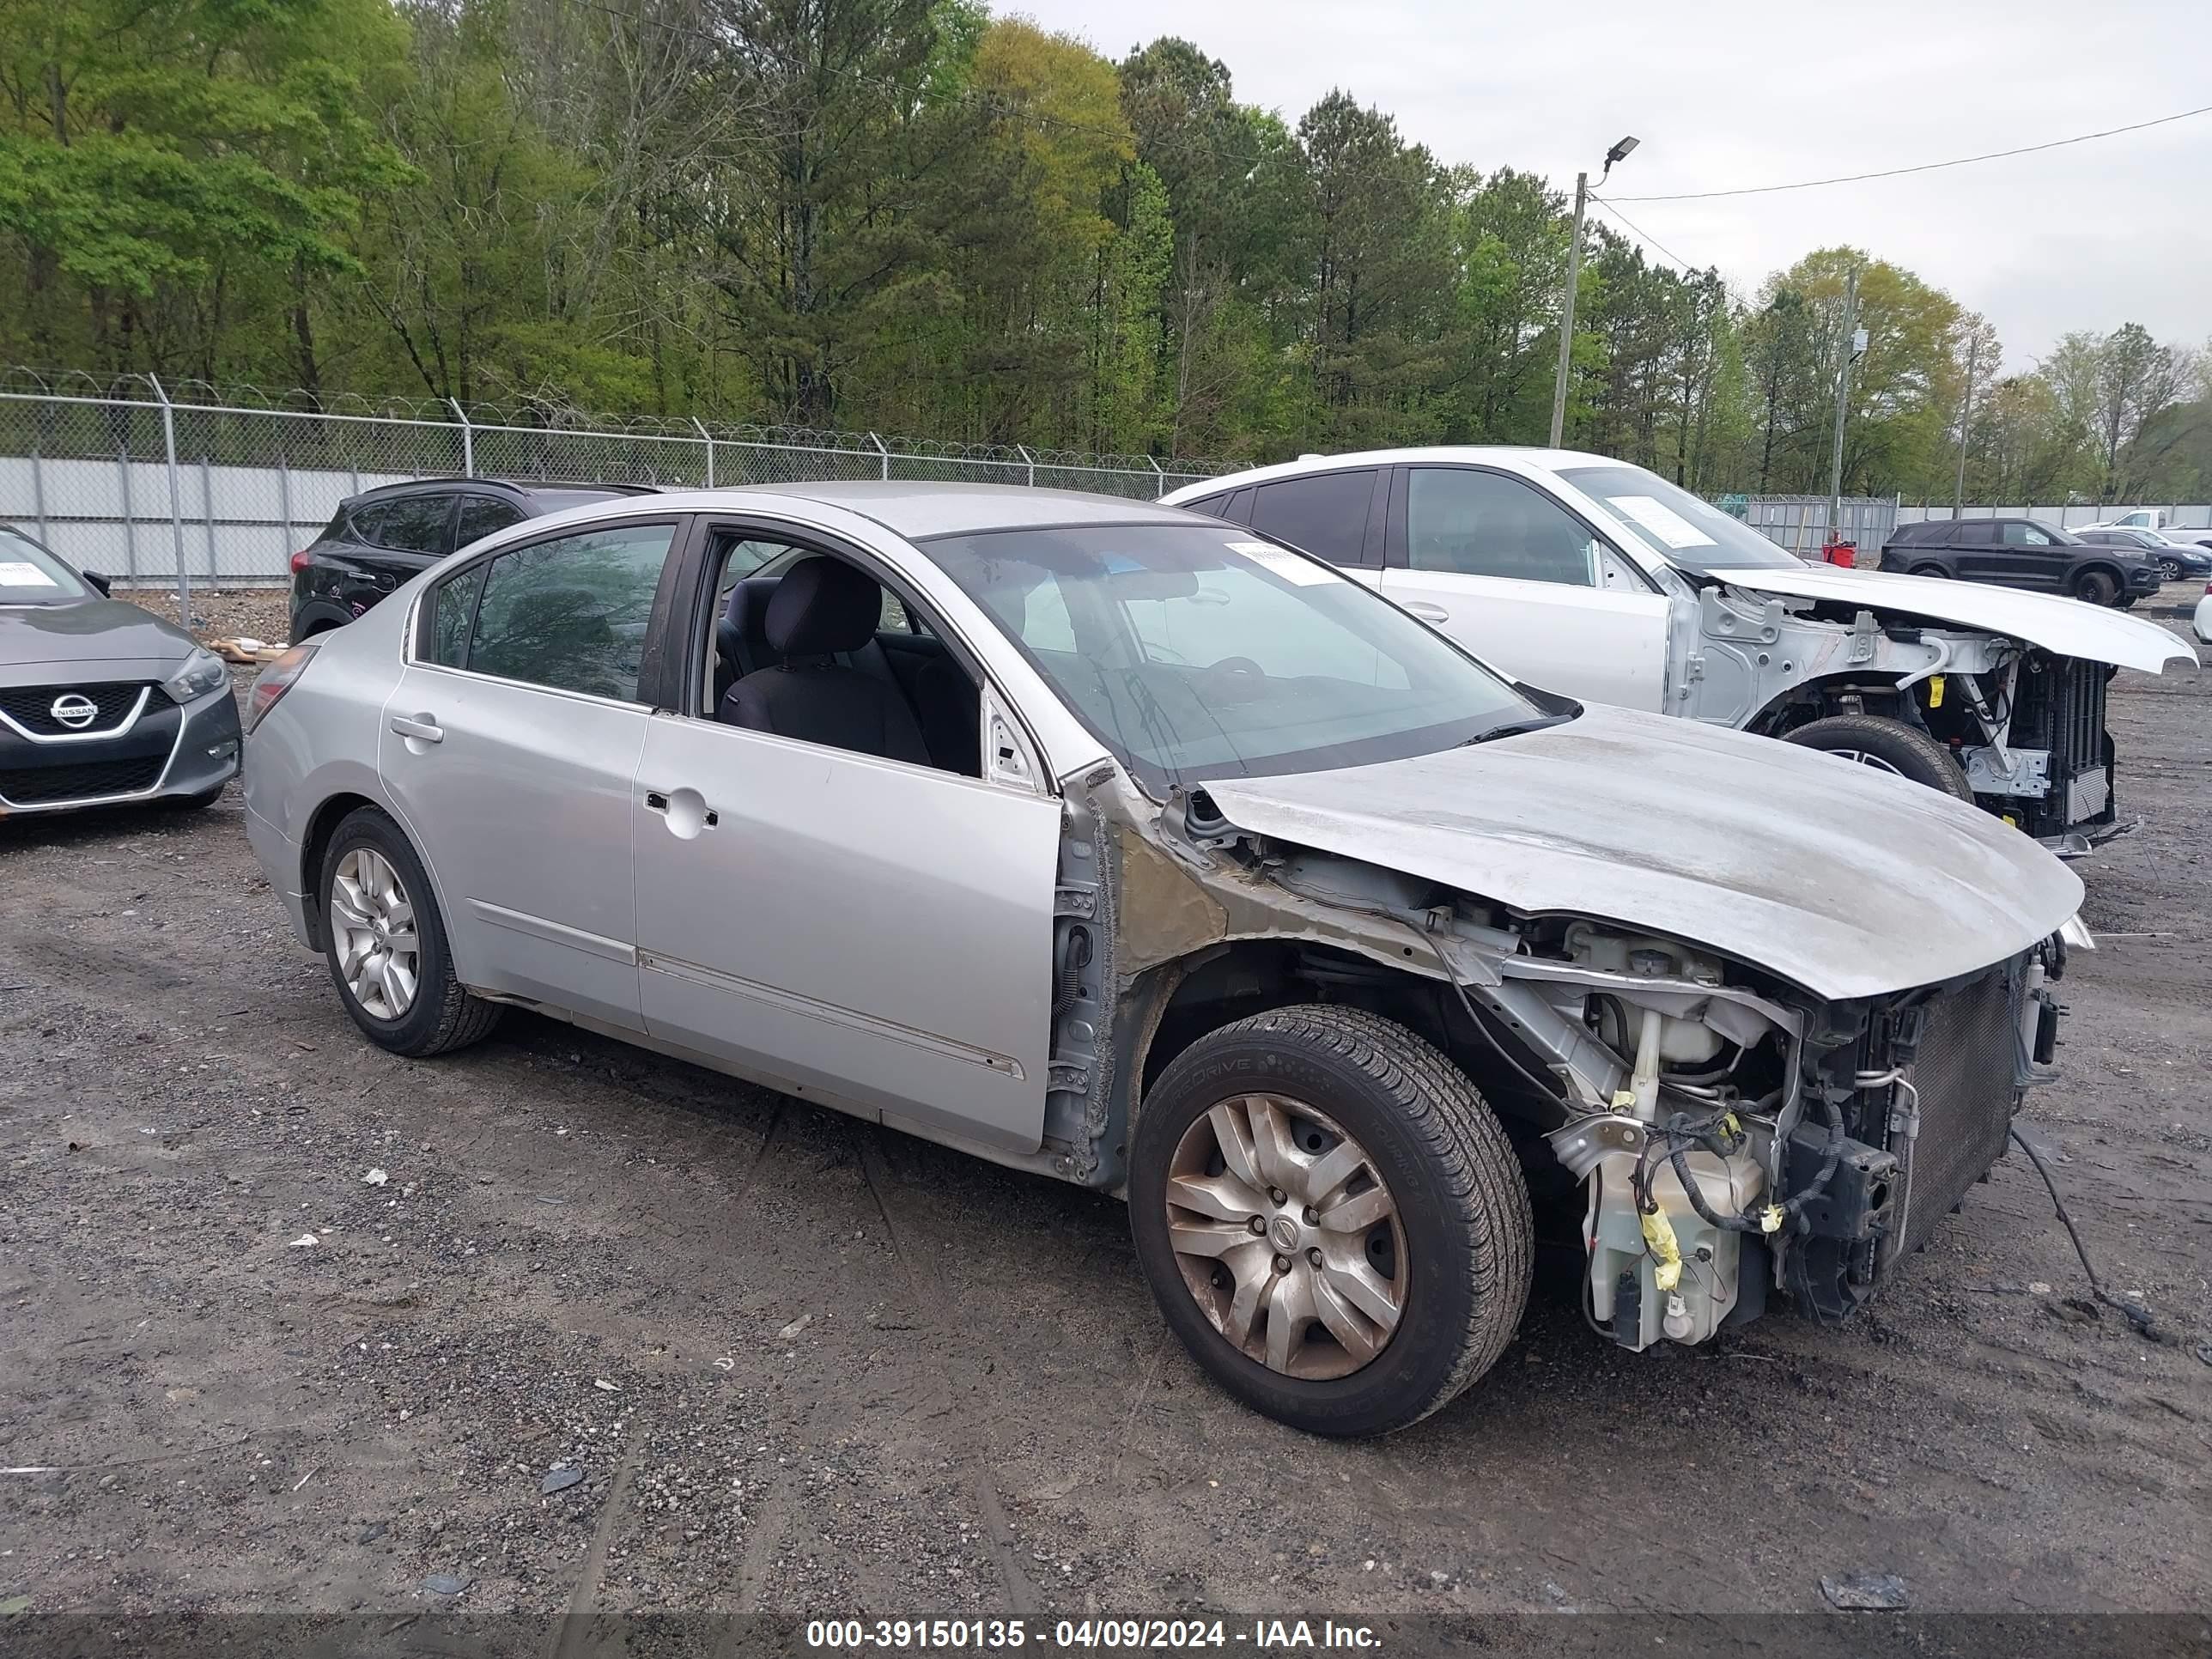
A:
[[1162, 446, 1622, 495], [622, 480, 1199, 540]]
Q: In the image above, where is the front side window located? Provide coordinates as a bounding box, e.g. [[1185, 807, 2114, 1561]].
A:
[[1556, 464, 1802, 571], [0, 526, 91, 605], [1248, 471, 1377, 565], [452, 522, 676, 700], [2002, 522, 2055, 547], [1407, 468, 1603, 587], [927, 523, 1544, 792]]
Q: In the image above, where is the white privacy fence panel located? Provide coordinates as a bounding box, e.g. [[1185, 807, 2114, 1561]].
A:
[[0, 375, 1237, 592], [1896, 503, 2212, 530]]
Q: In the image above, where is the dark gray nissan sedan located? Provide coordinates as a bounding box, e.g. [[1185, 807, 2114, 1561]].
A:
[[0, 524, 240, 816]]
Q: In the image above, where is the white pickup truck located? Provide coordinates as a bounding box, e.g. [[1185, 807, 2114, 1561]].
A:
[[1164, 448, 2197, 854]]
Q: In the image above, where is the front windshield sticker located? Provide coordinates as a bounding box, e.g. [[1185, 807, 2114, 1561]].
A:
[[1607, 495, 1717, 550], [1226, 540, 1335, 586], [0, 562, 58, 587]]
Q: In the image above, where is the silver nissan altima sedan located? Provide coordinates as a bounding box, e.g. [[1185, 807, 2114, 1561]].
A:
[[243, 483, 2088, 1436]]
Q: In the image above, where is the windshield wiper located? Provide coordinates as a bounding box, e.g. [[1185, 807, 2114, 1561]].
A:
[[1459, 714, 1574, 746]]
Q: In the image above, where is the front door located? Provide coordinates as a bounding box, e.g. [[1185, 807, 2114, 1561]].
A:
[[380, 517, 685, 1030], [1376, 465, 1672, 710], [630, 531, 1063, 1152]]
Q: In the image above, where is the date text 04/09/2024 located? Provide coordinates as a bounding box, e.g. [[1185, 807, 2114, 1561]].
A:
[[804, 1619, 1381, 1650]]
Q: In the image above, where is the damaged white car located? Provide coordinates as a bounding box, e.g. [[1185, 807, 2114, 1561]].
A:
[[242, 484, 2087, 1437], [1164, 451, 2197, 854]]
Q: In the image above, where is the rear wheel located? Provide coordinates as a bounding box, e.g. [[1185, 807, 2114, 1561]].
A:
[[2070, 568, 2119, 606], [319, 806, 500, 1057], [1782, 714, 1976, 804], [1128, 1005, 1531, 1437], [1909, 563, 1950, 579], [2159, 558, 2182, 581]]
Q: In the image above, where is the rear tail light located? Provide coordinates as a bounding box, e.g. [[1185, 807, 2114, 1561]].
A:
[[245, 642, 319, 736], [290, 549, 313, 574]]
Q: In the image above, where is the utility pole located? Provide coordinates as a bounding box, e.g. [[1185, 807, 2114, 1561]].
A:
[[1547, 173, 1589, 449], [1548, 136, 1638, 449], [1952, 332, 1979, 517], [1827, 264, 1860, 551]]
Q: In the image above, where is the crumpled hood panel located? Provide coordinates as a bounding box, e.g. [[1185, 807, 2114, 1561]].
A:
[[1202, 705, 2082, 1002], [1714, 563, 2196, 675]]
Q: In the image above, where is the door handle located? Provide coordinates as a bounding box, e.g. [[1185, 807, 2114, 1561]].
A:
[[390, 714, 443, 744], [644, 789, 717, 829], [1404, 601, 1450, 623]]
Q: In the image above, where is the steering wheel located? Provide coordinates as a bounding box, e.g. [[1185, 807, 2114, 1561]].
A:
[[1202, 655, 1268, 702]]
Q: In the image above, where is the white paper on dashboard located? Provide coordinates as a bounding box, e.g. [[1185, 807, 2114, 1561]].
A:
[[1607, 495, 1717, 550], [1227, 540, 1336, 585], [0, 562, 58, 587]]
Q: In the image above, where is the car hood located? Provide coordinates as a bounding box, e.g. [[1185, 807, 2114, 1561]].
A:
[[0, 599, 198, 682], [1708, 563, 2195, 674], [1202, 704, 2082, 1002]]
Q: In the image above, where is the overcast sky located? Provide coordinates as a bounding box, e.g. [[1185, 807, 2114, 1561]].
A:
[[1013, 0, 2210, 378]]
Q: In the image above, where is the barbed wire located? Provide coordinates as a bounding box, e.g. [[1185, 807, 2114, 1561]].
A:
[[0, 366, 1243, 477]]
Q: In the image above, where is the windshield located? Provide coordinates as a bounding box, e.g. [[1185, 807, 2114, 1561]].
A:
[[0, 526, 91, 605], [925, 524, 1547, 792], [1556, 465, 1803, 571]]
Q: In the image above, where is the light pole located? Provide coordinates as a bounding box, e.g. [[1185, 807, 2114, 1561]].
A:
[[1953, 332, 1979, 517], [1827, 264, 1865, 556], [1548, 134, 1638, 449]]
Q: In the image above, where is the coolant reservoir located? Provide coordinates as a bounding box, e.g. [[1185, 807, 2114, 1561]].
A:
[[1576, 1127, 1765, 1352]]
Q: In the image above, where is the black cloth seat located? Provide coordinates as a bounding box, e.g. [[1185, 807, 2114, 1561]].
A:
[[718, 557, 933, 766]]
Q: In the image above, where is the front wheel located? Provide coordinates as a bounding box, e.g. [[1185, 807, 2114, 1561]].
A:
[[319, 806, 501, 1057], [1782, 714, 1976, 804], [1127, 1006, 1532, 1437], [2071, 568, 2119, 606]]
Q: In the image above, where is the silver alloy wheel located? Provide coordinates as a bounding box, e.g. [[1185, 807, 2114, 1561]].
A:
[[1828, 750, 1905, 776], [330, 847, 420, 1021], [1164, 1094, 1407, 1379]]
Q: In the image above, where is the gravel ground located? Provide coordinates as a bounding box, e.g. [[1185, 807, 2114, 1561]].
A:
[[1, 592, 2208, 1632]]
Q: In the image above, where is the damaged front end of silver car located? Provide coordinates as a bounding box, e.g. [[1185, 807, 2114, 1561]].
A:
[[1053, 763, 2076, 1355]]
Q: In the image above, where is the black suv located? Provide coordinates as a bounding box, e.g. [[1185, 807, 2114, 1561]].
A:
[[289, 478, 659, 641], [1879, 516, 2160, 607]]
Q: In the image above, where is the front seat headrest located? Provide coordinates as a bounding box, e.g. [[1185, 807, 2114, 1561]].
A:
[[720, 574, 781, 672], [765, 556, 881, 659]]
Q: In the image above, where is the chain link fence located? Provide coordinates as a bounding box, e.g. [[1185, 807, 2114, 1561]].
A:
[[0, 370, 1243, 602]]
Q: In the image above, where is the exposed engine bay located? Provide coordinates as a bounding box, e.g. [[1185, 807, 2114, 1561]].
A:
[[1071, 773, 2079, 1353]]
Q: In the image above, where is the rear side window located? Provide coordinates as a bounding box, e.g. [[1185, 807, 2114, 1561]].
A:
[[351, 494, 453, 555], [1181, 492, 1233, 519], [453, 523, 678, 701], [429, 564, 488, 667], [1249, 471, 1377, 565], [456, 495, 526, 547], [1955, 521, 1996, 545]]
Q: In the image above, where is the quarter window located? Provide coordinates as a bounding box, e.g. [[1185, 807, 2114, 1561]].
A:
[[1407, 468, 1601, 586], [1249, 471, 1377, 565], [455, 522, 677, 701]]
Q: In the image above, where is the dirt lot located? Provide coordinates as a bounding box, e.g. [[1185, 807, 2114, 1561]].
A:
[[2, 590, 2209, 1636]]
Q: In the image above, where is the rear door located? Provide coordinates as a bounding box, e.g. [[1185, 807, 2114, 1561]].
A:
[[380, 514, 688, 1030], [1376, 465, 1670, 709]]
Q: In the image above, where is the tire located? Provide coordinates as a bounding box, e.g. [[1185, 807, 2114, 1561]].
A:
[[319, 805, 500, 1057], [1782, 714, 1976, 804], [1127, 1005, 1532, 1437], [2159, 559, 2182, 582], [2070, 568, 2118, 606], [1908, 563, 1950, 580]]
